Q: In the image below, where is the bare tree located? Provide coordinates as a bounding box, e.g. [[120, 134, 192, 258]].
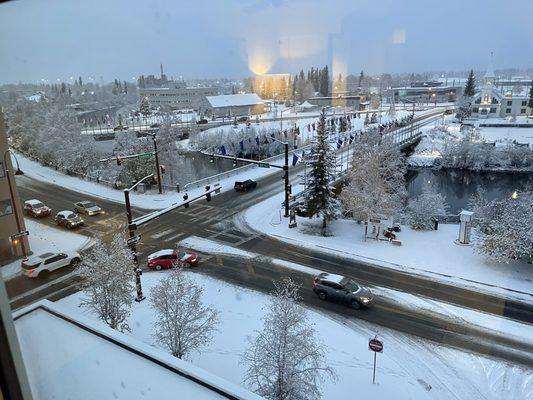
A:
[[341, 133, 406, 221], [406, 183, 449, 230], [76, 234, 134, 332], [150, 270, 219, 359], [242, 277, 335, 400]]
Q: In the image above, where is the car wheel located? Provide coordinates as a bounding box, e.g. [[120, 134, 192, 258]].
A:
[[317, 291, 327, 301], [70, 258, 80, 267], [351, 300, 361, 310], [155, 264, 162, 271]]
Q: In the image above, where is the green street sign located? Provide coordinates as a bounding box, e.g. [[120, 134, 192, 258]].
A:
[[258, 162, 270, 168], [139, 152, 153, 159]]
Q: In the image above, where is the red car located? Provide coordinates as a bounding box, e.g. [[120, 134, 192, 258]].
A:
[[147, 249, 199, 270]]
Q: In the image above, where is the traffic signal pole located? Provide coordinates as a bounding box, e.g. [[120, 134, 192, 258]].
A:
[[150, 134, 163, 194], [283, 142, 289, 218]]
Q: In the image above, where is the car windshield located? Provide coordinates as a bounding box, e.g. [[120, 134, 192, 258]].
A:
[[177, 252, 186, 258], [67, 213, 77, 219], [342, 279, 359, 293], [21, 259, 41, 269], [83, 202, 96, 208]]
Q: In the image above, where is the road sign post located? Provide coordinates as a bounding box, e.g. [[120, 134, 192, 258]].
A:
[[368, 337, 383, 384]]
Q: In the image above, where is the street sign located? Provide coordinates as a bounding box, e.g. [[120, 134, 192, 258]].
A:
[[127, 234, 142, 246], [139, 152, 153, 159], [258, 162, 270, 168], [369, 338, 383, 352], [10, 231, 29, 240]]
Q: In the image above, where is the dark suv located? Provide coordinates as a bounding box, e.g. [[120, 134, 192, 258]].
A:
[[234, 179, 257, 192], [312, 273, 373, 309]]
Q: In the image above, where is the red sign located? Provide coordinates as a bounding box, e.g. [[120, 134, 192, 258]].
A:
[[369, 339, 383, 353]]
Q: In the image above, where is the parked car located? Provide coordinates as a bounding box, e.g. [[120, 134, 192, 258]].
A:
[[21, 251, 81, 278], [237, 116, 249, 123], [234, 179, 257, 192], [196, 118, 208, 124], [147, 249, 199, 270], [54, 211, 84, 229], [312, 272, 373, 309], [74, 200, 103, 216], [23, 199, 52, 218]]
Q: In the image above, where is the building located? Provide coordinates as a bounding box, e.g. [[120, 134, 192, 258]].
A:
[[10, 300, 263, 400], [389, 83, 460, 104], [204, 93, 266, 118], [470, 66, 532, 118], [0, 109, 29, 264], [308, 95, 361, 109]]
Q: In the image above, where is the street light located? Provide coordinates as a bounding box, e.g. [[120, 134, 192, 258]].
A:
[[146, 132, 163, 194], [271, 136, 290, 218], [3, 150, 27, 257], [124, 174, 154, 302]]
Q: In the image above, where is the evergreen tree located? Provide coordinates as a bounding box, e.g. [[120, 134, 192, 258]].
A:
[[60, 82, 66, 94], [464, 69, 476, 97], [78, 76, 82, 86], [319, 66, 329, 96], [527, 80, 533, 116], [338, 116, 347, 133], [358, 70, 364, 89], [140, 96, 150, 115], [304, 109, 339, 234], [406, 183, 449, 230], [299, 69, 305, 81]]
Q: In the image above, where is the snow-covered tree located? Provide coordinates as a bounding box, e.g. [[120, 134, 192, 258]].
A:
[[467, 187, 489, 227], [338, 116, 347, 133], [528, 79, 533, 116], [406, 183, 449, 230], [150, 270, 219, 359], [304, 109, 340, 234], [475, 192, 533, 263], [76, 234, 134, 332], [341, 133, 406, 222], [156, 118, 182, 186], [140, 96, 150, 115], [455, 69, 476, 121], [242, 277, 335, 400]]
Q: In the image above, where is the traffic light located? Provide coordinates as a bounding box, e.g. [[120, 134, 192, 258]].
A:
[[209, 154, 215, 163], [183, 193, 189, 208], [205, 185, 211, 202], [116, 156, 123, 166], [160, 165, 166, 174], [232, 157, 237, 168], [287, 184, 292, 194]]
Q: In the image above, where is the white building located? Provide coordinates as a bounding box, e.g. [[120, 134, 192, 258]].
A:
[[204, 93, 266, 118], [470, 63, 531, 118], [139, 81, 218, 111]]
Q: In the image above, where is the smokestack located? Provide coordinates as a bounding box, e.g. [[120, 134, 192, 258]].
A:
[[160, 63, 164, 77]]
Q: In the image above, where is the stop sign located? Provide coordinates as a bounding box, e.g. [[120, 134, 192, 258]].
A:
[[369, 338, 383, 352]]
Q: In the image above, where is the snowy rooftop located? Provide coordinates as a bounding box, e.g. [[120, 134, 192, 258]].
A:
[[13, 300, 263, 400], [206, 93, 264, 108]]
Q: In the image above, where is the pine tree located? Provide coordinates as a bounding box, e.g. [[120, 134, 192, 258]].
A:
[[319, 66, 329, 97], [338, 116, 347, 133], [78, 76, 82, 86], [140, 96, 150, 115], [304, 108, 340, 234], [358, 70, 364, 89], [456, 69, 476, 121], [123, 80, 128, 94], [464, 69, 476, 97], [243, 278, 335, 400]]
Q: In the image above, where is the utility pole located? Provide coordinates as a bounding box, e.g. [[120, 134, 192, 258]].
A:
[[283, 141, 289, 218], [124, 174, 153, 302], [3, 150, 27, 257], [147, 133, 162, 194]]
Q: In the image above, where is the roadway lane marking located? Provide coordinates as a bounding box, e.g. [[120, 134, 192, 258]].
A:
[[9, 271, 78, 304], [151, 228, 174, 239]]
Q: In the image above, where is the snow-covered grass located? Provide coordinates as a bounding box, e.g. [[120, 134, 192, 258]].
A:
[[242, 192, 533, 303], [57, 270, 533, 400], [1, 218, 91, 281]]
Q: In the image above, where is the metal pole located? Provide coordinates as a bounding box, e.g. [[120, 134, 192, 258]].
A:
[[284, 142, 289, 218], [124, 189, 145, 302], [372, 352, 377, 384], [3, 151, 27, 257], [152, 135, 162, 194]]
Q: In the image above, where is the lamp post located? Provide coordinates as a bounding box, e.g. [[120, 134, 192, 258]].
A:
[[271, 136, 290, 218], [3, 150, 27, 257], [124, 174, 153, 302]]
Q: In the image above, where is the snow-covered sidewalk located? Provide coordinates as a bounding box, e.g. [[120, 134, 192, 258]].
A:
[[242, 192, 533, 304], [1, 219, 91, 281], [57, 269, 533, 400]]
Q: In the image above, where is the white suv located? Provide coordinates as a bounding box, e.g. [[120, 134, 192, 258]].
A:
[[21, 251, 81, 278]]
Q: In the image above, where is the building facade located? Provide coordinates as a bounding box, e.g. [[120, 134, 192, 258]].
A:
[[0, 109, 29, 264], [308, 95, 361, 109], [139, 82, 218, 111]]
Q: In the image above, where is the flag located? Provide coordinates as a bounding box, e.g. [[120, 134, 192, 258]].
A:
[[220, 145, 226, 155], [270, 133, 276, 140], [349, 135, 355, 144], [337, 138, 343, 149], [263, 136, 270, 145], [255, 136, 260, 146], [307, 125, 311, 132], [295, 127, 300, 135], [312, 123, 316, 130], [292, 153, 299, 166], [239, 140, 244, 151]]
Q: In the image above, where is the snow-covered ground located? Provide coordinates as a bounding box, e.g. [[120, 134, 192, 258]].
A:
[[58, 270, 533, 400], [1, 218, 91, 280], [242, 192, 533, 303]]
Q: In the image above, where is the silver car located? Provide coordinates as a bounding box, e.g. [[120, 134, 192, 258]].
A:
[[74, 201, 103, 216], [312, 272, 373, 309]]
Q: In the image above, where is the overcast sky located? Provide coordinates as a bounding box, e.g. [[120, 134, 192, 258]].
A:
[[1, 0, 532, 84]]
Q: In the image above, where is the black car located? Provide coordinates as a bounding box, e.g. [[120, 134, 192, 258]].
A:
[[234, 179, 257, 192], [312, 272, 372, 309], [54, 210, 84, 229]]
